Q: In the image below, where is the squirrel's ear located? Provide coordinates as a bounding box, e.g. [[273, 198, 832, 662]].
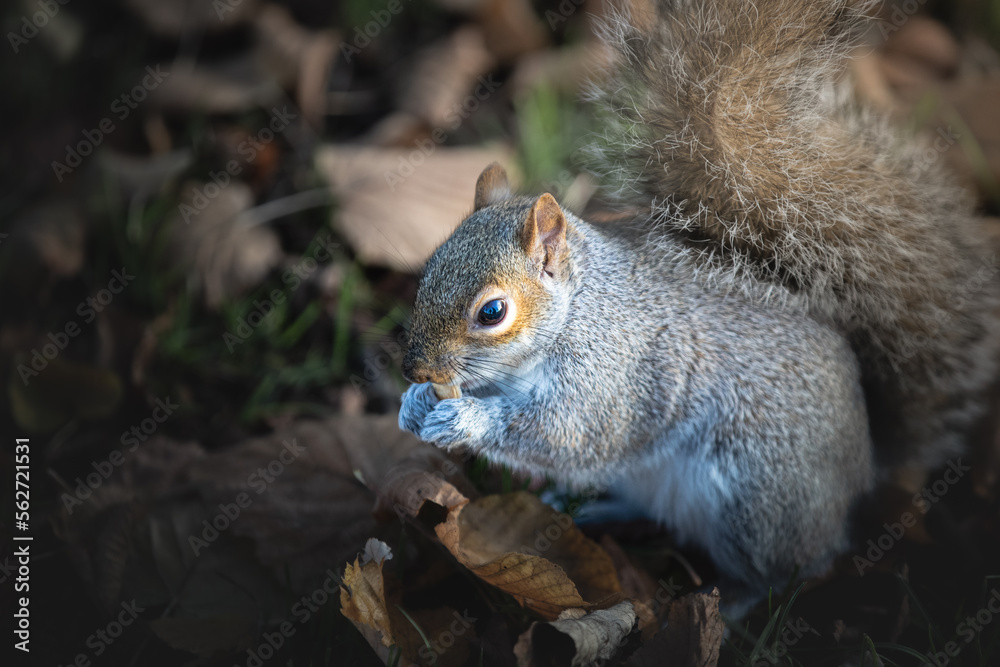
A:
[[474, 162, 510, 210], [521, 193, 567, 277]]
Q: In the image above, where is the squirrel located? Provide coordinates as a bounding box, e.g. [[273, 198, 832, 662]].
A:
[[397, 0, 1000, 614]]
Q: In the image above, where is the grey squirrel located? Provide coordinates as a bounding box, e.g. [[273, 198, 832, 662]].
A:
[[397, 0, 1000, 614]]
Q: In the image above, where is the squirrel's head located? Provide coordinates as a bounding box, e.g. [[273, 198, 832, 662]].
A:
[[402, 163, 573, 391]]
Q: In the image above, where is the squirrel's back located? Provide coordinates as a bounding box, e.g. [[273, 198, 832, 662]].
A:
[[587, 0, 1000, 471]]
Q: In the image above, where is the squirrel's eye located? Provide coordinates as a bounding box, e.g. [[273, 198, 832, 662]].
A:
[[477, 299, 506, 326]]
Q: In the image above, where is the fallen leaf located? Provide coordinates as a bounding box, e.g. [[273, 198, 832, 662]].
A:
[[54, 415, 441, 656], [475, 0, 550, 63], [166, 180, 283, 308], [253, 5, 339, 127], [880, 15, 959, 80], [315, 145, 516, 271], [325, 412, 466, 490], [935, 78, 1000, 204], [370, 452, 624, 621], [341, 541, 475, 667], [513, 600, 637, 667], [150, 59, 287, 114], [341, 544, 396, 651], [437, 491, 623, 620], [625, 589, 725, 667], [398, 26, 496, 129], [510, 41, 613, 99], [599, 535, 659, 603], [599, 535, 659, 635], [847, 18, 1000, 204]]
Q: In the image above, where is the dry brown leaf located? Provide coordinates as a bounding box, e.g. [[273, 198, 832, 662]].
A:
[[182, 417, 412, 585], [598, 535, 659, 604], [146, 6, 331, 118], [150, 59, 287, 114], [166, 180, 283, 307], [341, 541, 475, 667], [476, 0, 550, 63], [625, 589, 725, 667], [54, 414, 477, 660], [599, 535, 659, 635], [848, 16, 1000, 203], [341, 550, 396, 652], [513, 600, 637, 667], [936, 79, 1000, 202], [371, 453, 623, 621], [427, 0, 549, 62], [327, 413, 468, 491], [364, 111, 435, 149], [55, 415, 434, 607], [436, 491, 623, 620], [315, 145, 516, 271], [399, 26, 496, 129], [881, 15, 960, 80], [375, 461, 473, 527], [510, 41, 613, 99], [253, 5, 338, 127]]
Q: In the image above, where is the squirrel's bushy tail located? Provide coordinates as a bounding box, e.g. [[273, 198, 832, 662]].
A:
[[588, 0, 999, 469]]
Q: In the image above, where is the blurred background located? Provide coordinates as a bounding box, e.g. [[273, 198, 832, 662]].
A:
[[2, 0, 1000, 665]]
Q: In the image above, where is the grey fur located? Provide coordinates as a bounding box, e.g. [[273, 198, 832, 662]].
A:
[[403, 210, 873, 608], [586, 0, 1000, 469], [399, 0, 1000, 613]]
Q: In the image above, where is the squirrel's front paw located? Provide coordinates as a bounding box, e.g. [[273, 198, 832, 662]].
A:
[[399, 383, 439, 435], [420, 397, 494, 450]]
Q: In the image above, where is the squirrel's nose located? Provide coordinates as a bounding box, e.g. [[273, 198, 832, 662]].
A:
[[401, 352, 432, 384], [400, 354, 421, 383], [401, 352, 451, 384]]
